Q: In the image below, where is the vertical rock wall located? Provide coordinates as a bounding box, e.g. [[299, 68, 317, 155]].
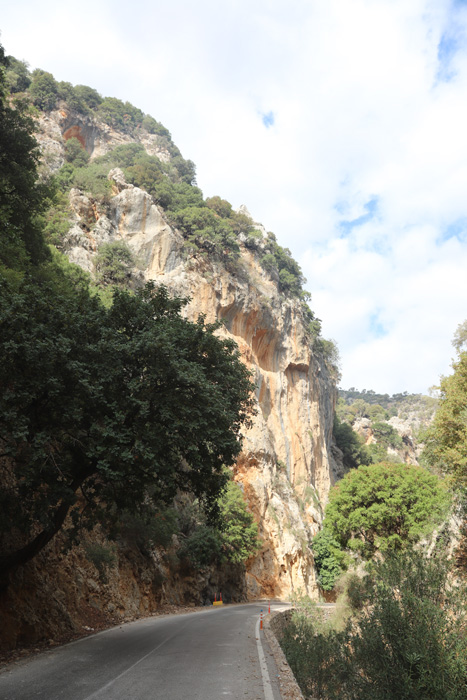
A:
[[88, 172, 338, 598]]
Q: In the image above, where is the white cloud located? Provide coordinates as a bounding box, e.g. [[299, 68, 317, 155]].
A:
[[2, 0, 467, 394]]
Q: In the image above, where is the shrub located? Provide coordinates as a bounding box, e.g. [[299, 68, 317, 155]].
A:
[[84, 542, 117, 582], [64, 137, 90, 167], [281, 549, 467, 700], [311, 528, 348, 591], [29, 69, 58, 110], [95, 241, 135, 286]]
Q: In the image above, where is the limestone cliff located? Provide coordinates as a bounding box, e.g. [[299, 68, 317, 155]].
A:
[[36, 106, 339, 600]]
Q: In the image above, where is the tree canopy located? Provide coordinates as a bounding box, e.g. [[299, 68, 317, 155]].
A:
[[423, 349, 467, 487], [325, 462, 449, 558], [0, 282, 255, 577]]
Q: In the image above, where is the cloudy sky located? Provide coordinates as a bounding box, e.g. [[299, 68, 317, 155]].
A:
[[2, 0, 467, 395]]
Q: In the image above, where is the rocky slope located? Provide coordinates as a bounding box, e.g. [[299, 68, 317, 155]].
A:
[[36, 104, 340, 600]]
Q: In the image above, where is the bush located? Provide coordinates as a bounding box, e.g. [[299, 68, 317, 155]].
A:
[[178, 525, 223, 568], [333, 414, 371, 470], [95, 241, 135, 286], [64, 137, 90, 167], [84, 542, 117, 582], [29, 69, 58, 110], [281, 549, 467, 700], [311, 528, 348, 591]]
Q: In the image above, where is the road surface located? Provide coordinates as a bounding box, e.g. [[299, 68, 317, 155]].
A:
[[0, 603, 287, 700]]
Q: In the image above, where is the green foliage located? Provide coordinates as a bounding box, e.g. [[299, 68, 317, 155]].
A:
[[84, 542, 117, 582], [371, 420, 403, 448], [0, 279, 255, 576], [173, 206, 240, 261], [71, 162, 112, 199], [64, 137, 90, 167], [338, 387, 438, 423], [5, 56, 31, 94], [97, 96, 144, 133], [311, 528, 348, 591], [260, 232, 306, 297], [178, 479, 260, 568], [325, 462, 449, 558], [95, 241, 135, 287], [453, 319, 467, 353], [218, 480, 261, 564], [29, 69, 58, 110], [41, 191, 72, 247], [333, 415, 371, 471], [178, 525, 224, 568], [281, 549, 467, 700], [113, 504, 178, 553], [0, 64, 50, 272], [73, 84, 103, 110], [423, 350, 467, 486]]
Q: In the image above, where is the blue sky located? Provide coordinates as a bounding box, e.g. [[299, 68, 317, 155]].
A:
[[2, 0, 467, 394]]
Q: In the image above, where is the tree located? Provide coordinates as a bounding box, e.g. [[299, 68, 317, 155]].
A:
[[0, 282, 255, 579], [29, 69, 58, 110], [325, 462, 449, 557], [0, 51, 50, 273], [423, 350, 467, 485], [218, 479, 260, 564], [64, 136, 90, 167], [95, 241, 135, 286], [311, 528, 348, 591], [282, 549, 467, 700], [333, 415, 371, 470]]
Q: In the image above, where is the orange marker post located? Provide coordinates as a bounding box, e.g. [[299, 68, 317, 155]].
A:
[[260, 609, 263, 630]]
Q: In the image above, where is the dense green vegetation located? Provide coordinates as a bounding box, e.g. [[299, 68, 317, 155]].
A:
[[325, 462, 448, 558], [282, 549, 467, 700], [338, 388, 438, 423], [0, 47, 258, 583], [4, 52, 334, 358], [311, 461, 448, 590], [178, 478, 260, 568], [422, 339, 467, 489]]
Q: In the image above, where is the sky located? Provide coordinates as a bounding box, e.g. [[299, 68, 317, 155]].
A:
[[2, 0, 467, 395]]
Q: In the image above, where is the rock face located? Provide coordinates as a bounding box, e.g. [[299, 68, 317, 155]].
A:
[[35, 110, 338, 599]]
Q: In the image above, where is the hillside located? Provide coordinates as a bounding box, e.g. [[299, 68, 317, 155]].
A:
[[0, 55, 342, 649], [335, 388, 438, 468]]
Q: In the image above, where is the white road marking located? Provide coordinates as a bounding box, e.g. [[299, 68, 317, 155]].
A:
[[82, 630, 179, 700], [255, 618, 274, 700]]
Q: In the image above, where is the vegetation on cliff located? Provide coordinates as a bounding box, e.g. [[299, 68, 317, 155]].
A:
[[0, 47, 258, 583], [3, 51, 341, 380]]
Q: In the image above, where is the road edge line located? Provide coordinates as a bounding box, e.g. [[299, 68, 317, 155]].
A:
[[255, 617, 275, 700]]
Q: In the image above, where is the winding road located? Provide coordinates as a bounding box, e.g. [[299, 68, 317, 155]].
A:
[[0, 603, 288, 700]]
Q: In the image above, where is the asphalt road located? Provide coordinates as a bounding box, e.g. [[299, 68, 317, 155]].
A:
[[0, 603, 286, 700]]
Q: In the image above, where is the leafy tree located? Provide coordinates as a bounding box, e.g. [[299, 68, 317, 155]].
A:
[[0, 282, 255, 580], [333, 415, 371, 470], [423, 350, 467, 486], [64, 136, 90, 167], [311, 528, 348, 591], [73, 84, 102, 110], [95, 241, 135, 286], [0, 50, 50, 273], [29, 69, 58, 110], [5, 56, 31, 93], [371, 421, 403, 449], [178, 478, 260, 568], [453, 319, 467, 353], [218, 480, 260, 564], [325, 462, 449, 557]]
